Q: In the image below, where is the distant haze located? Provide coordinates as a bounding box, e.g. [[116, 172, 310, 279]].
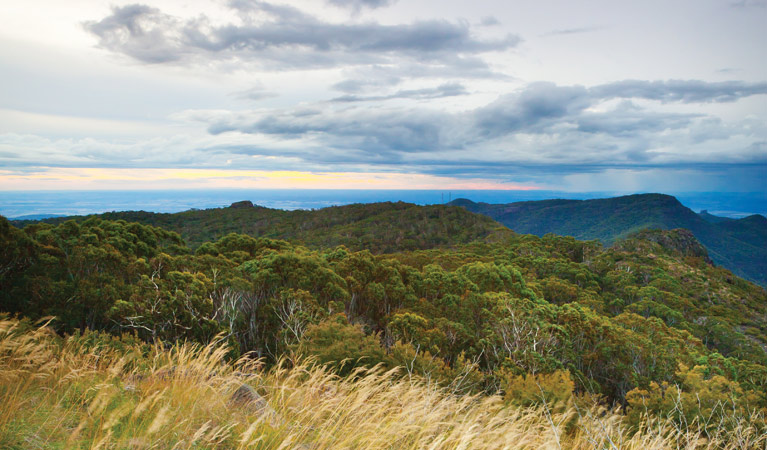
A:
[[2, 190, 765, 220]]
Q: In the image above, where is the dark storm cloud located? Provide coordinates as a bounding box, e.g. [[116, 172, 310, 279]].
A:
[[84, 2, 520, 70]]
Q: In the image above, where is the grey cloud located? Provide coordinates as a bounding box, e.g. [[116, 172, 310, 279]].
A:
[[84, 2, 520, 71], [474, 82, 591, 137], [26, 78, 752, 179], [332, 61, 506, 94], [217, 143, 405, 166], [729, 0, 766, 8], [576, 102, 700, 137], [747, 142, 767, 160], [479, 16, 500, 26], [474, 80, 767, 138], [327, 0, 397, 12], [541, 26, 605, 37], [83, 5, 182, 63], [184, 79, 766, 173], [233, 86, 278, 102], [330, 83, 468, 102], [207, 106, 456, 154], [331, 66, 405, 92], [593, 80, 767, 103]]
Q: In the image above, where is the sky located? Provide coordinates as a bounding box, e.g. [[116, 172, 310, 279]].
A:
[[0, 0, 765, 192]]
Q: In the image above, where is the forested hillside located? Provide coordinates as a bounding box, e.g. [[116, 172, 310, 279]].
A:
[[13, 201, 505, 252], [451, 193, 767, 286], [3, 200, 766, 445]]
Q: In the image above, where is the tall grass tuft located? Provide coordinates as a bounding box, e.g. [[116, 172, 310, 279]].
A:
[[0, 316, 764, 449]]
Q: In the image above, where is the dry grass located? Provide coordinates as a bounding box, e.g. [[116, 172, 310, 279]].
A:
[[0, 317, 764, 450]]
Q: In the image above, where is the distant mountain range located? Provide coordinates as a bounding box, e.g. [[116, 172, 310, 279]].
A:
[[450, 193, 767, 287], [9, 214, 65, 221]]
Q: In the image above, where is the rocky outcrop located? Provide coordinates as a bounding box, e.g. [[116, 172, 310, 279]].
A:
[[630, 228, 713, 265], [229, 200, 254, 209]]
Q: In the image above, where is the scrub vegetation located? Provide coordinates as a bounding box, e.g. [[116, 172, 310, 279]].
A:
[[2, 200, 766, 448]]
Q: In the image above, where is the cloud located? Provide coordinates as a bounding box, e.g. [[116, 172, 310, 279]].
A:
[[201, 105, 456, 155], [232, 85, 278, 102], [5, 78, 765, 190], [592, 80, 767, 103], [479, 16, 500, 26], [473, 80, 767, 138], [332, 75, 402, 93], [175, 79, 767, 173], [330, 83, 468, 102], [473, 82, 592, 137], [729, 0, 766, 8], [83, 4, 183, 63], [575, 101, 699, 138], [716, 68, 742, 74], [326, 0, 397, 12], [84, 2, 520, 72], [331, 61, 507, 94], [540, 26, 605, 37]]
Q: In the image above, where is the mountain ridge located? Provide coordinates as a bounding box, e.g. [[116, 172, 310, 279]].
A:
[[10, 201, 507, 254], [450, 193, 767, 286]]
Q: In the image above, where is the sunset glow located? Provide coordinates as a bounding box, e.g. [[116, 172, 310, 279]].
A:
[[0, 168, 540, 191]]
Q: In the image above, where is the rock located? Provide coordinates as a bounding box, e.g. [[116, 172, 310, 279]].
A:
[[643, 229, 713, 264], [229, 383, 268, 411], [229, 200, 254, 209], [229, 383, 284, 427], [625, 228, 714, 265]]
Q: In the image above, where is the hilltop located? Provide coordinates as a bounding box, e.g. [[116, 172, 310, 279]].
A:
[[451, 193, 767, 286], [12, 201, 506, 253]]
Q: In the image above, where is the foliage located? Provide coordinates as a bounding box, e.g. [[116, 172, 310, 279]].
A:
[[626, 364, 766, 437], [2, 316, 765, 449], [2, 200, 767, 433], [17, 201, 505, 253], [294, 314, 388, 376]]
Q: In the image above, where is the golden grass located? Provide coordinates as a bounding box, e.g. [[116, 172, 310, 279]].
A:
[[0, 317, 764, 450]]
